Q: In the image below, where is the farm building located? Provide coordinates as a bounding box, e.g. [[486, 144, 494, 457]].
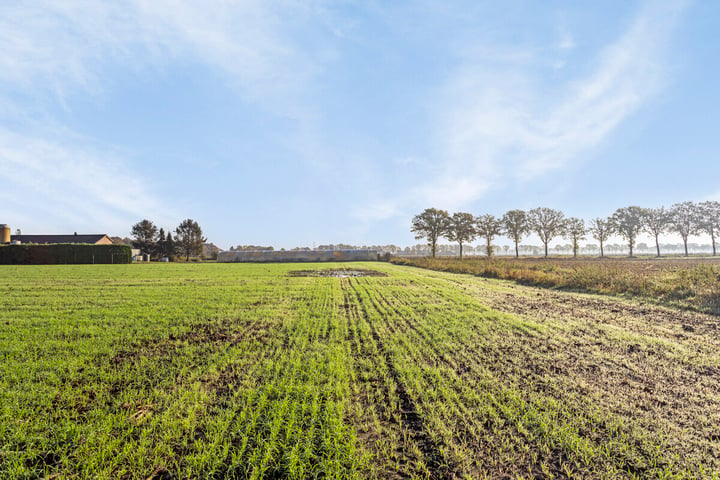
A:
[[1, 224, 112, 246], [218, 249, 380, 263], [10, 234, 113, 245], [0, 224, 129, 265]]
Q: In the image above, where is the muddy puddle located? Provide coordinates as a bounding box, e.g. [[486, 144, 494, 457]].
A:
[[289, 268, 387, 278]]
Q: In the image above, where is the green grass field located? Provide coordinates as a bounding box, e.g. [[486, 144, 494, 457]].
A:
[[1, 263, 718, 479]]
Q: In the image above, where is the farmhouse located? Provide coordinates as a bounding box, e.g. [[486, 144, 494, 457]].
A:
[[10, 234, 113, 245], [1, 224, 130, 265]]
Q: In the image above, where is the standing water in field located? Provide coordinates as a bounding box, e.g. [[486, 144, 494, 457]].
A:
[[289, 269, 387, 278]]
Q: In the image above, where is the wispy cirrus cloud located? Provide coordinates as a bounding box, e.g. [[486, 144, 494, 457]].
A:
[[0, 0, 330, 109], [0, 0, 331, 233], [365, 1, 689, 219], [0, 124, 171, 234]]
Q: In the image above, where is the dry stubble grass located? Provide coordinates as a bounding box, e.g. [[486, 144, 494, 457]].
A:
[[392, 256, 720, 314]]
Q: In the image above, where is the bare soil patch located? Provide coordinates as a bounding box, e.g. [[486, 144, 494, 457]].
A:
[[289, 268, 387, 278], [456, 282, 720, 470]]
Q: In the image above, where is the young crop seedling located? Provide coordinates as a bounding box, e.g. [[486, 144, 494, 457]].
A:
[[0, 262, 717, 478]]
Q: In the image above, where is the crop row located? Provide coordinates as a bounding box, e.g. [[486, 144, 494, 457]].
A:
[[1, 263, 717, 478]]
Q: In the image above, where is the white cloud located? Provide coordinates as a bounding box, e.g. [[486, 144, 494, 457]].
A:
[[398, 1, 688, 216], [0, 1, 327, 110], [0, 0, 333, 234], [556, 31, 576, 51], [393, 156, 423, 167], [0, 125, 173, 234], [0, 0, 693, 238], [352, 201, 401, 222]]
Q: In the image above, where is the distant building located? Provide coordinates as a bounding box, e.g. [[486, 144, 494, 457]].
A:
[[10, 234, 113, 245], [202, 243, 221, 260], [218, 249, 379, 263]]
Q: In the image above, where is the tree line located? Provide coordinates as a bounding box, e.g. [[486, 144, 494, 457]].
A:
[[411, 201, 720, 258], [398, 242, 717, 257], [228, 244, 406, 253], [131, 218, 207, 261]]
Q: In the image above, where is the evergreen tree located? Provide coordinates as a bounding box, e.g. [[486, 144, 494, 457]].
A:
[[130, 219, 158, 256], [154, 228, 166, 260], [175, 219, 206, 261], [164, 232, 176, 260]]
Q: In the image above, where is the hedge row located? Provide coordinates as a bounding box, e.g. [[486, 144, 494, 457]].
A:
[[0, 244, 132, 265]]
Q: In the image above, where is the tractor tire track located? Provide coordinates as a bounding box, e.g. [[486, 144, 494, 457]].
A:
[[355, 279, 671, 478], [346, 278, 457, 480]]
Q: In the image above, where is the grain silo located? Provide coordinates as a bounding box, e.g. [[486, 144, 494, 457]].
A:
[[0, 224, 10, 244]]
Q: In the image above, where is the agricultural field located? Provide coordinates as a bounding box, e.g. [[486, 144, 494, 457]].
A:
[[393, 256, 720, 315], [0, 262, 719, 479]]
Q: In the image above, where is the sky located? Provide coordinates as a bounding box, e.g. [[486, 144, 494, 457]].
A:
[[1, 0, 718, 250]]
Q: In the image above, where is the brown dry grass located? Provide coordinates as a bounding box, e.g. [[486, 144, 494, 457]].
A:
[[392, 256, 720, 314]]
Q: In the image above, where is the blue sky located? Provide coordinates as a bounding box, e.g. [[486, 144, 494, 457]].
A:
[[1, 0, 717, 249]]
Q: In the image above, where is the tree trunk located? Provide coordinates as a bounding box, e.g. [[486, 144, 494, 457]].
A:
[[459, 242, 463, 260], [683, 236, 688, 257], [573, 239, 578, 258], [486, 238, 492, 257], [629, 243, 633, 257], [431, 239, 437, 258], [515, 240, 519, 258], [712, 230, 716, 256], [544, 242, 548, 258], [655, 235, 661, 257]]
